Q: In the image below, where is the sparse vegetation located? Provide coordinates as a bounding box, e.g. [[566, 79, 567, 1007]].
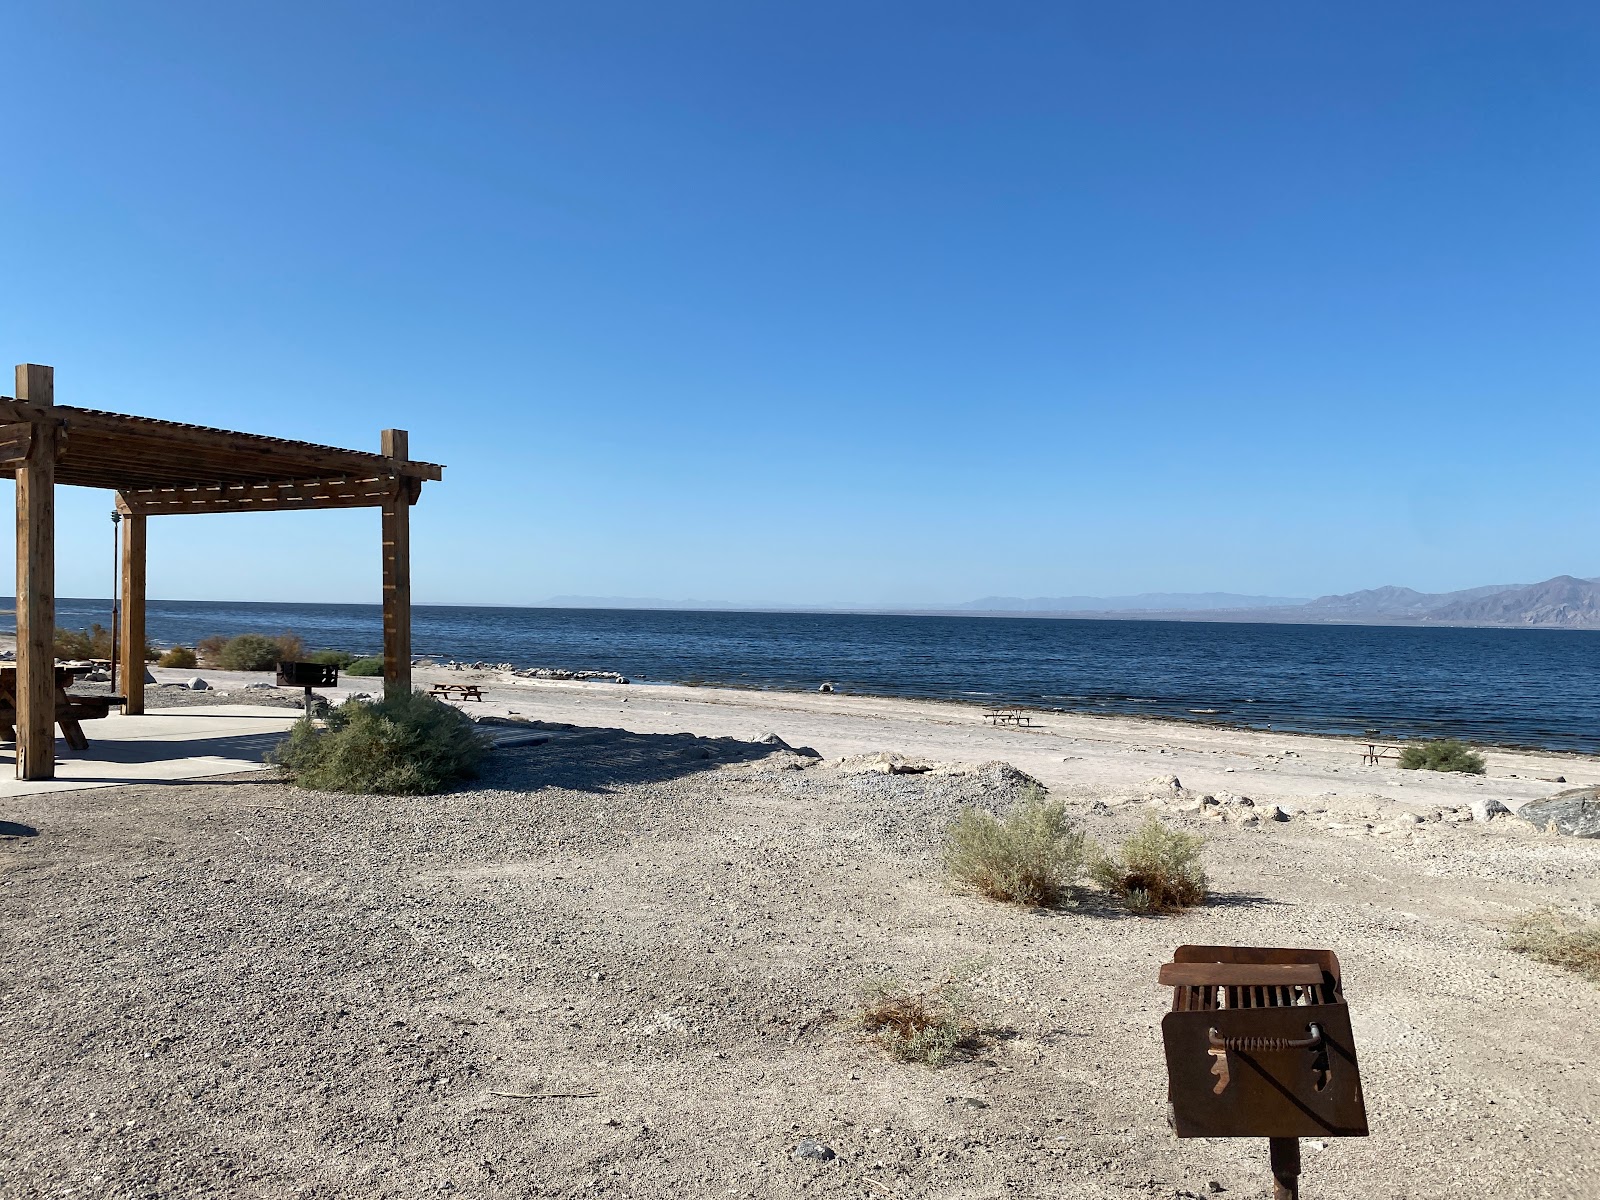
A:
[[1506, 910, 1600, 985], [308, 649, 356, 668], [202, 631, 308, 672], [53, 624, 156, 661], [157, 645, 198, 669], [344, 656, 385, 677], [1088, 817, 1208, 914], [1397, 738, 1486, 774], [268, 688, 492, 794], [943, 786, 1085, 907], [858, 969, 981, 1065]]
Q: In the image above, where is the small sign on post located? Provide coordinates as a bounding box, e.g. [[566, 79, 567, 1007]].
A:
[[1158, 945, 1369, 1199]]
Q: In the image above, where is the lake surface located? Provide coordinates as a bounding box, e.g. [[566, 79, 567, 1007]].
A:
[[23, 598, 1600, 752]]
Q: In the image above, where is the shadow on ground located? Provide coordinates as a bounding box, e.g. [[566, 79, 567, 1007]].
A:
[[474, 721, 815, 794]]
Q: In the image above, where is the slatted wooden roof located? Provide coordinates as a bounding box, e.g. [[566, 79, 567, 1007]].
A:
[[0, 395, 443, 515]]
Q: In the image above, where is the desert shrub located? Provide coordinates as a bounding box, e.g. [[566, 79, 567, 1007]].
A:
[[158, 645, 198, 669], [344, 656, 385, 676], [273, 631, 307, 662], [54, 624, 112, 659], [858, 970, 981, 1066], [214, 633, 282, 671], [196, 634, 227, 664], [53, 625, 156, 662], [268, 688, 492, 795], [308, 649, 356, 668], [1397, 739, 1485, 775], [1088, 817, 1208, 914], [1506, 910, 1600, 985], [944, 785, 1084, 907]]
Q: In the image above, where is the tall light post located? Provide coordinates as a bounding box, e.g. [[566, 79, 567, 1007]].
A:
[[110, 510, 121, 693]]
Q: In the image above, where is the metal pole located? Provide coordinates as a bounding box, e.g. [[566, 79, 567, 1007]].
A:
[[1269, 1137, 1300, 1200], [109, 511, 121, 693]]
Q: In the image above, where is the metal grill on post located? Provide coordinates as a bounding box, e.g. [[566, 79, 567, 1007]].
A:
[[276, 661, 339, 717], [1158, 945, 1369, 1199]]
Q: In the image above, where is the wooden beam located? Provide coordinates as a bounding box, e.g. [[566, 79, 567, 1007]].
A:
[[0, 423, 33, 468], [119, 501, 146, 716], [14, 365, 55, 779], [380, 429, 412, 696], [119, 474, 402, 516], [0, 398, 444, 482]]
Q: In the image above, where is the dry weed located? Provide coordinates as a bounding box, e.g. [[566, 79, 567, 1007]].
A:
[[1506, 909, 1600, 984], [1088, 816, 1208, 914], [858, 970, 981, 1065]]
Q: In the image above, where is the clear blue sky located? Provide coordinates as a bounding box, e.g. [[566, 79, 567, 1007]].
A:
[[4, 2, 1597, 608]]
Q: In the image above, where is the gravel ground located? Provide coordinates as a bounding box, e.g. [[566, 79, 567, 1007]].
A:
[[0, 726, 1596, 1199], [67, 679, 314, 711]]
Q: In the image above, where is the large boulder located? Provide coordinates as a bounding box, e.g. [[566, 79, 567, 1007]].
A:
[[1519, 787, 1600, 838]]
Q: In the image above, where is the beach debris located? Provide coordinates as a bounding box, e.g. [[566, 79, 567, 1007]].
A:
[[1518, 787, 1600, 837], [818, 681, 835, 693], [792, 1139, 836, 1163], [444, 661, 630, 684], [1471, 798, 1512, 823]]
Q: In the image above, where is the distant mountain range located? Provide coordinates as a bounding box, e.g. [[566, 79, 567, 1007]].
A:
[[960, 592, 1306, 612], [961, 576, 1600, 629], [535, 577, 1600, 629]]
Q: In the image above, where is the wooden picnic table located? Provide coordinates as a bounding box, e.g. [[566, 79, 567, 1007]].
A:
[[430, 683, 485, 702], [983, 706, 1035, 727], [1361, 742, 1402, 766], [0, 665, 122, 752]]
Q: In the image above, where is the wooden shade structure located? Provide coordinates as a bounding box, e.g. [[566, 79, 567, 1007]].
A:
[[3, 363, 443, 780]]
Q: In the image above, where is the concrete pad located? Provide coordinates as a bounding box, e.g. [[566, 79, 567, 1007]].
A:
[[0, 704, 300, 798]]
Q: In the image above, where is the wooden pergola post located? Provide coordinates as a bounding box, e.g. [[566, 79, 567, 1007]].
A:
[[380, 428, 411, 696], [13, 364, 55, 779], [116, 494, 146, 716]]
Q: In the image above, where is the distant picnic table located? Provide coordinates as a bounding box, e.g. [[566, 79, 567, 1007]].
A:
[[430, 683, 485, 702], [1361, 741, 1402, 766], [983, 706, 1035, 727]]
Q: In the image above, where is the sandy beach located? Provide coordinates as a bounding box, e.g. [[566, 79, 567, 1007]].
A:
[[1, 665, 1597, 1198]]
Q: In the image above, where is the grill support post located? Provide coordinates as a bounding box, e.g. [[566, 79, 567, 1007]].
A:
[[1269, 1137, 1300, 1200]]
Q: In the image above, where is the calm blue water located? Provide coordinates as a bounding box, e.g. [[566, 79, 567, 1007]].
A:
[[18, 598, 1600, 752]]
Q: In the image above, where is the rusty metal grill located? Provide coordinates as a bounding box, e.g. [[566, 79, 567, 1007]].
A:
[[1159, 945, 1368, 1199]]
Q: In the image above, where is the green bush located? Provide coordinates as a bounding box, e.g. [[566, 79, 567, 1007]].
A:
[[1506, 910, 1600, 985], [344, 656, 385, 677], [198, 631, 307, 671], [215, 633, 282, 671], [158, 645, 198, 669], [308, 649, 356, 668], [268, 689, 492, 795], [1088, 817, 1208, 914], [944, 786, 1085, 907], [1397, 738, 1485, 775], [54, 625, 156, 661]]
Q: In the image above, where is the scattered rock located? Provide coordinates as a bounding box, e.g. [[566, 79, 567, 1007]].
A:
[[1267, 805, 1291, 822], [818, 682, 835, 693], [187, 677, 210, 692], [1538, 776, 1567, 784], [143, 668, 156, 684], [1148, 775, 1184, 794], [792, 1139, 835, 1163], [1518, 787, 1600, 838], [1199, 794, 1219, 807], [80, 670, 110, 682], [1471, 799, 1511, 824], [1391, 812, 1423, 825]]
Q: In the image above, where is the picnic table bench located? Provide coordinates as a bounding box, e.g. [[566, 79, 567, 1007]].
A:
[[1360, 742, 1403, 766], [983, 706, 1035, 727], [0, 666, 122, 752], [430, 683, 485, 702]]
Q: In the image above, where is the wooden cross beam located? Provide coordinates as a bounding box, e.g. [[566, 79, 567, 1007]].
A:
[[119, 474, 413, 516]]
